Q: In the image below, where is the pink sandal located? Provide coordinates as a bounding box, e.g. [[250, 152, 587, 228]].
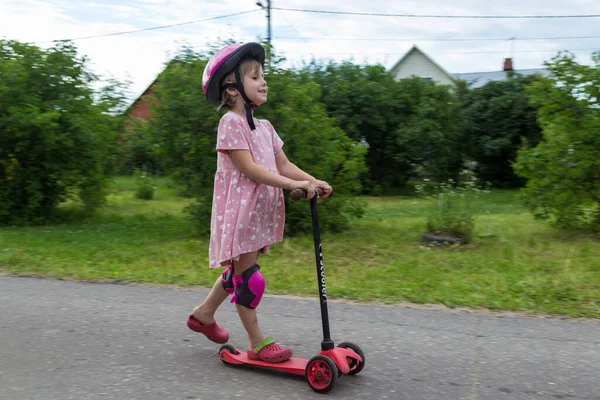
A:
[[247, 337, 293, 363], [186, 315, 229, 344]]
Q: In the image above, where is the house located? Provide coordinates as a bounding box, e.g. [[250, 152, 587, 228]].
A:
[[389, 45, 548, 88], [389, 46, 456, 86], [126, 83, 156, 120], [124, 59, 182, 121], [125, 74, 162, 121]]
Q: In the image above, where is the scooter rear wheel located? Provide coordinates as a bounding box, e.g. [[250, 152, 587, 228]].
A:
[[218, 344, 238, 365], [305, 355, 338, 393]]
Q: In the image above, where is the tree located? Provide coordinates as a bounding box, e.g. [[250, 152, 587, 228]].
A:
[[462, 74, 543, 187], [392, 77, 464, 184], [145, 51, 220, 195], [305, 61, 462, 192], [118, 118, 163, 175], [258, 56, 367, 234], [146, 48, 366, 236], [514, 52, 600, 231], [0, 40, 125, 225]]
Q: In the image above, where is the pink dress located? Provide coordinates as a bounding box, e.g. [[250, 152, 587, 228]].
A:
[[209, 111, 286, 268]]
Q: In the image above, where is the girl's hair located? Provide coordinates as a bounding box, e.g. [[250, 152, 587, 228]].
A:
[[217, 57, 263, 110]]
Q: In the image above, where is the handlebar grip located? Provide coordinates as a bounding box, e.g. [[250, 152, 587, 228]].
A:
[[290, 188, 332, 201], [290, 188, 308, 201]]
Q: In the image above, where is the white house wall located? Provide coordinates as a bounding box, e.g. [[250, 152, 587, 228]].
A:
[[391, 51, 455, 86]]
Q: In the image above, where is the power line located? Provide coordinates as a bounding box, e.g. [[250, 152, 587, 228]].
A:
[[282, 47, 600, 57], [272, 7, 600, 19], [275, 35, 600, 43], [433, 47, 599, 55], [35, 9, 261, 44]]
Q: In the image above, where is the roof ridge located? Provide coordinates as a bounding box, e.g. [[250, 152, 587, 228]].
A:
[[453, 67, 548, 75]]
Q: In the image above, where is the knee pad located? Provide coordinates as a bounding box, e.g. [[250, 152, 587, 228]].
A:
[[221, 266, 234, 294], [231, 264, 265, 309]]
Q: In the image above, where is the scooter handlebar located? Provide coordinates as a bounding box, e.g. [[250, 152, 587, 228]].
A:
[[290, 187, 333, 201]]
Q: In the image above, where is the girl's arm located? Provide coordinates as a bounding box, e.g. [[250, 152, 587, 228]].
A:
[[275, 150, 316, 182], [229, 150, 318, 197], [275, 150, 333, 197]]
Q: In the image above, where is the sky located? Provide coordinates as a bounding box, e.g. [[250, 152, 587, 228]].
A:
[[2, 0, 600, 101]]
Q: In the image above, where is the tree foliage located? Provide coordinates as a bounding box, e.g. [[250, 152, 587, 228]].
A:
[[514, 52, 600, 231], [393, 77, 464, 184], [146, 51, 220, 195], [462, 74, 543, 187], [0, 40, 125, 225], [118, 117, 163, 175], [304, 61, 463, 192]]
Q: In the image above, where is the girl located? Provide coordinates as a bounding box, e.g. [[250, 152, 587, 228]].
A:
[[187, 42, 333, 363]]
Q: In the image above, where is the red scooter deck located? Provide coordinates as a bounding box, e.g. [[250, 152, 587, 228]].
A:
[[219, 348, 307, 376], [219, 346, 361, 376]]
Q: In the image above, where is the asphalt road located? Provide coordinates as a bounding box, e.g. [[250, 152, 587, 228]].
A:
[[0, 276, 598, 400]]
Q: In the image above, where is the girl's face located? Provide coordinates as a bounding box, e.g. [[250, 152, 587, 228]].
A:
[[242, 64, 268, 106]]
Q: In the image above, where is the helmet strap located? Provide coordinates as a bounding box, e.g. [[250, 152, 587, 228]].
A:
[[234, 67, 257, 130]]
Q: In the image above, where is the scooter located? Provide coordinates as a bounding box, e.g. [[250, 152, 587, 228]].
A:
[[218, 188, 365, 393]]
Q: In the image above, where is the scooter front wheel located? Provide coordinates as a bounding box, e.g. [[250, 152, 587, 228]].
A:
[[337, 342, 366, 375], [305, 355, 338, 393]]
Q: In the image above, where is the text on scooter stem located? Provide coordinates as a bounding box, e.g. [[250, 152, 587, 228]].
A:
[[318, 244, 327, 301]]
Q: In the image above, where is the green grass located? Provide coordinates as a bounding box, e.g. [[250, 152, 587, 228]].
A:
[[1, 177, 599, 318]]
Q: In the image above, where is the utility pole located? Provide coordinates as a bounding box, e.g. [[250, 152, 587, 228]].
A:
[[256, 0, 272, 66], [256, 0, 272, 47], [267, 0, 271, 46]]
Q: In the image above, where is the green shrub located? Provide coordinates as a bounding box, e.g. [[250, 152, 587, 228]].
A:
[[514, 52, 600, 232], [416, 170, 490, 241], [0, 40, 125, 225], [185, 191, 212, 236], [134, 170, 155, 200]]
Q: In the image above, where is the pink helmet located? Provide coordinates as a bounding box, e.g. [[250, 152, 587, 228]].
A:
[[202, 42, 265, 107]]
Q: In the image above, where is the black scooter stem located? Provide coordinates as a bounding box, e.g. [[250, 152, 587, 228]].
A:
[[310, 195, 335, 351]]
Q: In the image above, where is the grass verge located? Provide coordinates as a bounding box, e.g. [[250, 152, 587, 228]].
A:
[[1, 177, 598, 317]]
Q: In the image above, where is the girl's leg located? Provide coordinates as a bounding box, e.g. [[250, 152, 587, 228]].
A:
[[236, 305, 264, 352], [191, 275, 230, 325], [231, 251, 292, 362], [232, 252, 266, 351]]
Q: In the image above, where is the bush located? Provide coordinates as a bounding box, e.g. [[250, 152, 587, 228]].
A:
[[184, 191, 212, 236], [416, 170, 490, 242], [119, 119, 163, 175], [135, 184, 154, 201], [284, 195, 367, 236], [0, 40, 125, 225], [514, 52, 600, 232], [134, 170, 155, 200]]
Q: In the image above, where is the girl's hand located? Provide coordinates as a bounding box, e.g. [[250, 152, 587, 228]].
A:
[[312, 179, 333, 198]]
